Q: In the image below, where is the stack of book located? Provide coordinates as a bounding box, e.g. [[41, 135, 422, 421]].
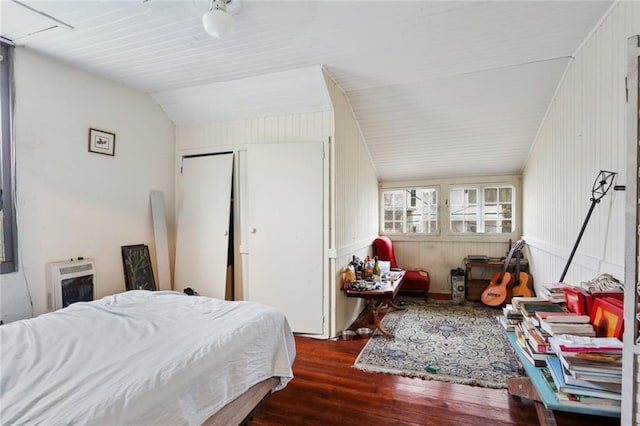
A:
[[516, 321, 553, 366], [511, 296, 551, 310], [509, 298, 598, 368], [546, 335, 623, 408], [511, 299, 567, 367], [535, 311, 595, 337], [497, 303, 523, 331], [538, 282, 569, 303], [519, 301, 566, 317]]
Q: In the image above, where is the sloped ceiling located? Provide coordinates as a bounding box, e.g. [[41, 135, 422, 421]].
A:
[[0, 0, 614, 181]]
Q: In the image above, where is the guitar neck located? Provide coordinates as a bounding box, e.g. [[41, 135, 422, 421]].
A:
[[501, 240, 525, 280]]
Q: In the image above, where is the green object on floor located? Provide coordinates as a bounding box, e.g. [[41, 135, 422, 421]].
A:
[[425, 365, 439, 373]]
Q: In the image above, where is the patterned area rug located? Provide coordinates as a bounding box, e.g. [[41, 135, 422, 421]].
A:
[[353, 298, 524, 388]]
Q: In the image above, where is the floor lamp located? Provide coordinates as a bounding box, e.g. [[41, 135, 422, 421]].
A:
[[559, 170, 617, 283]]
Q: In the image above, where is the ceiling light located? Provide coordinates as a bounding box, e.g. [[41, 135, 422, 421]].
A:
[[202, 0, 235, 38]]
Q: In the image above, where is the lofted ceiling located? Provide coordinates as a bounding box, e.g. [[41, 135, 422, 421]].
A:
[[0, 0, 614, 181]]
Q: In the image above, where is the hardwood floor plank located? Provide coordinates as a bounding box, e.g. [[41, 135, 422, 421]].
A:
[[249, 333, 620, 426]]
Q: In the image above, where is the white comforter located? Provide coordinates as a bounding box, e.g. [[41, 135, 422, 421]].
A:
[[0, 291, 295, 425]]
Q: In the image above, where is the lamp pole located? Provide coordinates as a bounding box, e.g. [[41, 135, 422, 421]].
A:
[[558, 170, 616, 283]]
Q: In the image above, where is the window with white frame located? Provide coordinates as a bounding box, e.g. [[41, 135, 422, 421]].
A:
[[381, 188, 438, 234], [449, 184, 515, 234]]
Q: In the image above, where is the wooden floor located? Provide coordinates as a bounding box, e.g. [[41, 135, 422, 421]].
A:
[[249, 335, 620, 426]]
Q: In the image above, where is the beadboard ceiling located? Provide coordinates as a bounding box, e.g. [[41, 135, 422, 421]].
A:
[[0, 0, 614, 181]]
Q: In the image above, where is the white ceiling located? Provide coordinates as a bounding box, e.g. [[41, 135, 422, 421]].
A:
[[0, 0, 614, 181]]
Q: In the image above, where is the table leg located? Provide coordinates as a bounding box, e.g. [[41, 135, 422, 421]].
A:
[[387, 299, 405, 311], [507, 377, 557, 426], [366, 299, 389, 336]]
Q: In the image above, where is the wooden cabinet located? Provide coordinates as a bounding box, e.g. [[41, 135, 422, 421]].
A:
[[464, 258, 529, 301]]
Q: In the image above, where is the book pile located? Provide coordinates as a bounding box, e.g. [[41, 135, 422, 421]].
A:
[[546, 335, 623, 409], [508, 297, 597, 367], [516, 321, 553, 366], [538, 283, 568, 303], [497, 303, 523, 331], [510, 297, 564, 367], [535, 311, 595, 337]]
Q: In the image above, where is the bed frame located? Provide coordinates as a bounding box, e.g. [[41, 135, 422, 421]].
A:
[[203, 377, 280, 425]]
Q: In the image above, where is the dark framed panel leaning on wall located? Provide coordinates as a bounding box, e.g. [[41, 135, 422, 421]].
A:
[[0, 41, 18, 274]]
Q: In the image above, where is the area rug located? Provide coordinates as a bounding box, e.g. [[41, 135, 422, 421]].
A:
[[353, 298, 524, 388]]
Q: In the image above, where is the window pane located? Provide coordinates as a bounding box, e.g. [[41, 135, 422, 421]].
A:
[[450, 185, 515, 234], [499, 187, 512, 202], [381, 187, 439, 235], [449, 188, 478, 233], [467, 189, 477, 204], [500, 204, 512, 218], [484, 188, 497, 203], [382, 190, 405, 234]]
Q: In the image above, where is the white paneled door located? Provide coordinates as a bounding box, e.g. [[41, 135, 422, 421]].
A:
[[246, 142, 325, 334], [174, 154, 234, 299]]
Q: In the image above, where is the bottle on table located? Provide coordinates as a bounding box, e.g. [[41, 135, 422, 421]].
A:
[[372, 256, 381, 283], [363, 256, 373, 281]]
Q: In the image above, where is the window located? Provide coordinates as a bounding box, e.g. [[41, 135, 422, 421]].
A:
[[381, 188, 438, 234], [1, 41, 17, 273], [449, 184, 515, 234]]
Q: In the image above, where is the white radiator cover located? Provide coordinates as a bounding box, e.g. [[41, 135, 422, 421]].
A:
[[46, 259, 96, 311]]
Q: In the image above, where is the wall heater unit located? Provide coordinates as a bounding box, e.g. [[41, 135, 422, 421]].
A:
[[46, 259, 96, 311]]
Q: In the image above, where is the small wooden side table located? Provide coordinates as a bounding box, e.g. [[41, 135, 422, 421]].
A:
[[344, 271, 405, 336]]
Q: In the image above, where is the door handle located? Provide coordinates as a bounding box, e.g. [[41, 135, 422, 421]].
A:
[[250, 228, 257, 234]]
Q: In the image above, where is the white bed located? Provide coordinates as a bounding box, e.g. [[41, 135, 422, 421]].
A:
[[0, 290, 295, 425]]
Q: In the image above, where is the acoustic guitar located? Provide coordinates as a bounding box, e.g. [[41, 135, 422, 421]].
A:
[[480, 240, 525, 307], [510, 242, 534, 298]]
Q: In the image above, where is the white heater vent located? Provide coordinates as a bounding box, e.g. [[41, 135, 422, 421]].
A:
[[46, 259, 96, 311], [58, 263, 94, 275]]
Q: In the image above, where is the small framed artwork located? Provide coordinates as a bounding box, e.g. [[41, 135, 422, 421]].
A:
[[121, 244, 156, 291], [88, 128, 116, 156], [590, 298, 624, 339]]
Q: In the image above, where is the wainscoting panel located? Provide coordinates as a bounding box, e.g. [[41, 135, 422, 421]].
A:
[[391, 240, 511, 295]]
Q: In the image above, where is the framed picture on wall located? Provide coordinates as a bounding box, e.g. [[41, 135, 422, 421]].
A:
[[121, 244, 156, 291], [88, 128, 116, 156]]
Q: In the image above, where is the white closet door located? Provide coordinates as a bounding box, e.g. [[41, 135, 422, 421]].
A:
[[175, 154, 233, 299], [246, 142, 324, 334]]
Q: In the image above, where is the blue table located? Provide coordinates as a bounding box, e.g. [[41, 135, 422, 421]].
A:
[[505, 332, 620, 425]]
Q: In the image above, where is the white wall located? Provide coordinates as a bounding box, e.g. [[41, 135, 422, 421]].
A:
[[0, 49, 175, 319], [522, 3, 639, 422], [325, 73, 379, 336], [523, 1, 639, 289]]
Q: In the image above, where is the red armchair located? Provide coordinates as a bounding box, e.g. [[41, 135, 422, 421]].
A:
[[372, 236, 430, 299]]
